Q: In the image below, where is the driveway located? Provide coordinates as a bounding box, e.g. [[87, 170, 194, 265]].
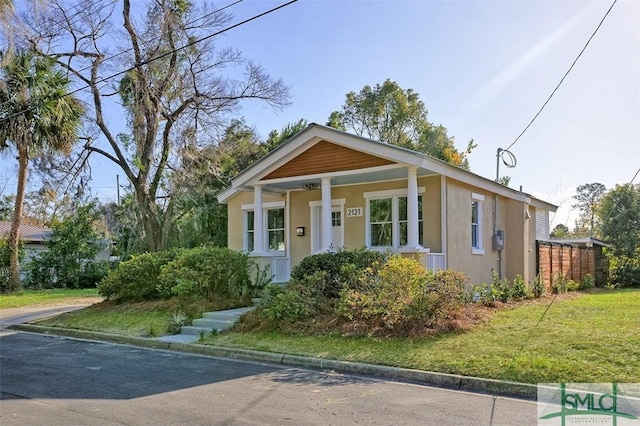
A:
[[0, 298, 101, 329]]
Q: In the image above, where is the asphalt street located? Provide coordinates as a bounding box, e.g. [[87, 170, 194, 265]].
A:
[[0, 331, 538, 426]]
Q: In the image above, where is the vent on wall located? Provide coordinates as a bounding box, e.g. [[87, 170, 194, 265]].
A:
[[535, 210, 550, 239]]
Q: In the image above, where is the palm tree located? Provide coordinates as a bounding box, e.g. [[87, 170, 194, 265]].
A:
[[0, 50, 84, 291]]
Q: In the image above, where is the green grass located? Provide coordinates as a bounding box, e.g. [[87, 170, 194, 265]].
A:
[[0, 288, 100, 308], [202, 288, 640, 384], [29, 288, 640, 384], [37, 296, 243, 338], [38, 300, 175, 337]]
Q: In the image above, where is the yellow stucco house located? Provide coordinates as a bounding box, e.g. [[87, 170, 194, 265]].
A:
[[218, 124, 557, 285]]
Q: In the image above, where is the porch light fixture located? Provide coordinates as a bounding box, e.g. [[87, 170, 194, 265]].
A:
[[303, 182, 320, 190], [296, 226, 305, 236]]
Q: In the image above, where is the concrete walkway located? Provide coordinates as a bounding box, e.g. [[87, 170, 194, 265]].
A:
[[156, 306, 256, 344], [0, 301, 99, 329]]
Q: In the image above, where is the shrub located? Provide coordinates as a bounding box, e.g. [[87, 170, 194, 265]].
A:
[[470, 283, 495, 304], [551, 273, 567, 294], [607, 254, 640, 287], [259, 280, 320, 324], [158, 247, 263, 303], [290, 247, 386, 298], [76, 260, 112, 288], [27, 258, 112, 289], [98, 249, 183, 302], [337, 256, 467, 334], [566, 279, 580, 292], [0, 239, 20, 292], [580, 274, 594, 290], [25, 203, 107, 289], [472, 273, 533, 304], [511, 274, 534, 300], [533, 272, 545, 298], [168, 311, 188, 334]]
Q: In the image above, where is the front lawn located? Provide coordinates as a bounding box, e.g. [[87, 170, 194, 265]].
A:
[[33, 288, 640, 384], [39, 299, 176, 337], [0, 288, 100, 309], [37, 296, 242, 337], [203, 288, 640, 384]]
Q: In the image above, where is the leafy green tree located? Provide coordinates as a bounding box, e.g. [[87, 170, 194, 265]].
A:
[[598, 184, 640, 286], [0, 194, 13, 221], [572, 183, 606, 237], [170, 119, 266, 248], [102, 194, 145, 259], [264, 118, 308, 152], [0, 50, 84, 292], [550, 224, 570, 239], [327, 79, 475, 169], [19, 0, 290, 252], [26, 203, 108, 288]]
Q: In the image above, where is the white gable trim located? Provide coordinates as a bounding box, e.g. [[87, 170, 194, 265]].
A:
[[218, 123, 557, 211], [259, 164, 403, 186]]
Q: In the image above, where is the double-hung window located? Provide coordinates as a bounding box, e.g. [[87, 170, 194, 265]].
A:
[[365, 188, 424, 250], [245, 211, 255, 252], [369, 198, 393, 247], [242, 201, 286, 254], [471, 193, 484, 254], [399, 195, 423, 247], [267, 208, 285, 251]]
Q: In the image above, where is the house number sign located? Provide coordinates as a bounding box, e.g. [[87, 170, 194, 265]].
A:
[[346, 207, 363, 217]]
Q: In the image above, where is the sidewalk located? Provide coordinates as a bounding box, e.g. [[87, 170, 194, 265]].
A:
[[0, 303, 97, 329]]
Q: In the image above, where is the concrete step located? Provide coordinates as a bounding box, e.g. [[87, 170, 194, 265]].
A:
[[192, 317, 235, 330], [180, 325, 220, 336], [175, 303, 259, 339], [156, 334, 199, 344], [202, 307, 253, 321]]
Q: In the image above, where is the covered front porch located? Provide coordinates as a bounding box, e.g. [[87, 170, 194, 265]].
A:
[[244, 164, 448, 283]]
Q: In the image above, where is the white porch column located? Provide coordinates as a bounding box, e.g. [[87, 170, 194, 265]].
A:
[[253, 184, 264, 254], [321, 177, 333, 251], [407, 166, 420, 249]]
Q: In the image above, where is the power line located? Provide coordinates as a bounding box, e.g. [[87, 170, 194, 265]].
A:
[[509, 165, 639, 365], [67, 0, 298, 98], [599, 167, 640, 224], [69, 0, 244, 77], [0, 0, 243, 112], [0, 0, 298, 124], [505, 0, 618, 152]]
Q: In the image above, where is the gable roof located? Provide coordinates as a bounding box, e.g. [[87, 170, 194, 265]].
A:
[[218, 123, 557, 211], [0, 221, 52, 243]]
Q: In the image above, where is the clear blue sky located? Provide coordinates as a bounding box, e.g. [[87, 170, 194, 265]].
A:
[[2, 0, 638, 229]]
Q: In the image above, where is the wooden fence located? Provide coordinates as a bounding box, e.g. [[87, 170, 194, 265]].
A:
[[536, 240, 608, 289]]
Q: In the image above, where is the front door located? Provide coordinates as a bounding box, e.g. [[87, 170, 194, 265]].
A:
[[311, 206, 344, 253]]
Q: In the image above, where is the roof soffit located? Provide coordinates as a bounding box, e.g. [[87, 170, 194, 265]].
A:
[[219, 124, 558, 209]]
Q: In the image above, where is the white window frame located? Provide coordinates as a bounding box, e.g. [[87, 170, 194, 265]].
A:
[[471, 192, 484, 255], [309, 199, 345, 253], [242, 201, 286, 255], [364, 188, 425, 251], [244, 210, 255, 252], [398, 194, 424, 248]]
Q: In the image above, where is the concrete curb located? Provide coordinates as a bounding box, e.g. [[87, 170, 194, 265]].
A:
[[7, 324, 538, 399]]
